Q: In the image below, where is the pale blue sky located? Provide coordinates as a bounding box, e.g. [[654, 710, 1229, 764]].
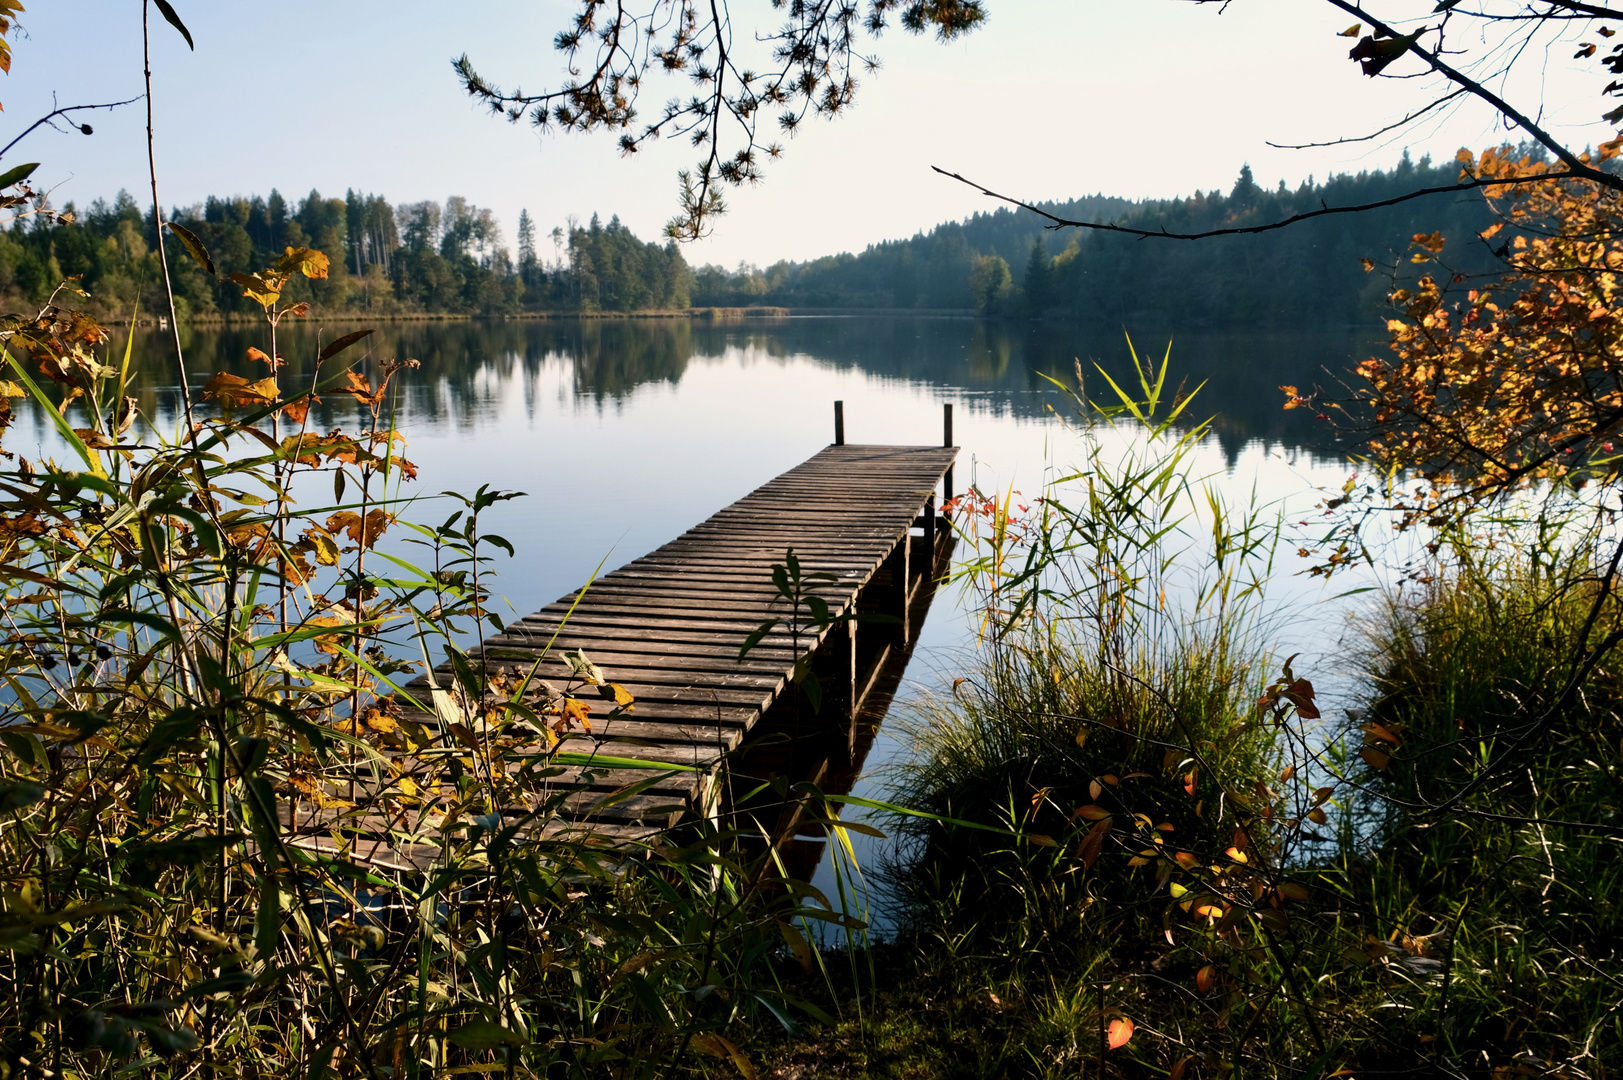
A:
[[3, 1, 1607, 267]]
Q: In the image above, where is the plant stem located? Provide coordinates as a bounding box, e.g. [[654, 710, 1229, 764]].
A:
[[142, 0, 195, 437]]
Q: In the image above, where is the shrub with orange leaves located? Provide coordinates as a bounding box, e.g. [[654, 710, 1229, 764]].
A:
[[1355, 140, 1623, 516]]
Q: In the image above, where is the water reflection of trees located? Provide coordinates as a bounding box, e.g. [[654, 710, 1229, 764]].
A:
[[117, 317, 1361, 452]]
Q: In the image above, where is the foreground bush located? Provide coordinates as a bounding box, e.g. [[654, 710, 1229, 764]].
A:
[[856, 353, 1623, 1079], [0, 248, 843, 1076], [1336, 536, 1623, 1077]]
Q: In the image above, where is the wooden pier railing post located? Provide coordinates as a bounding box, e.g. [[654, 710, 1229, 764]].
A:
[[942, 403, 954, 507], [834, 400, 845, 446]]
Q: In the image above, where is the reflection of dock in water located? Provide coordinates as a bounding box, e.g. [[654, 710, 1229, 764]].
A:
[[726, 523, 956, 884]]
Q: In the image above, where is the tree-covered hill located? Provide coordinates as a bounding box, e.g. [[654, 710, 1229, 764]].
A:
[[692, 151, 1505, 328], [1, 150, 1512, 326]]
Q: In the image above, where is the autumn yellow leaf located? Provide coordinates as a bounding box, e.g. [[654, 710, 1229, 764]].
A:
[[275, 246, 330, 280], [596, 681, 635, 710], [562, 698, 593, 732], [201, 372, 279, 410], [305, 613, 353, 655], [228, 270, 284, 309]]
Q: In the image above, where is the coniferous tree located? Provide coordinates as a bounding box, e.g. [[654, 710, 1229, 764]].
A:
[[517, 209, 539, 288], [1023, 235, 1052, 315]]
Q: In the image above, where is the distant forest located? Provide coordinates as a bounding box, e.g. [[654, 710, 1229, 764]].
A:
[[691, 150, 1506, 328], [0, 150, 1510, 326], [0, 191, 690, 319]]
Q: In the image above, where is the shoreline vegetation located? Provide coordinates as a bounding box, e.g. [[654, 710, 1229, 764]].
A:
[[9, 279, 1621, 1074], [102, 305, 803, 327], [5, 79, 1622, 1069]]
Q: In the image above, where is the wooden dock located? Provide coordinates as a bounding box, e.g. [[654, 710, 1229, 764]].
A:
[[285, 411, 958, 868]]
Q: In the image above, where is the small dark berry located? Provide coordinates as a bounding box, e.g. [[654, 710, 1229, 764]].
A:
[[40, 653, 58, 670], [80, 124, 93, 135], [96, 644, 113, 660]]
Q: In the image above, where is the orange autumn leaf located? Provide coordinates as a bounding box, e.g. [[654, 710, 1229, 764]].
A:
[[341, 370, 385, 407], [246, 346, 285, 370], [325, 509, 392, 549], [202, 372, 279, 411], [305, 613, 353, 655], [1360, 747, 1391, 771], [281, 395, 317, 426], [596, 681, 635, 710], [1106, 1017, 1134, 1050], [1411, 230, 1446, 254], [1079, 816, 1111, 868], [561, 698, 593, 732]]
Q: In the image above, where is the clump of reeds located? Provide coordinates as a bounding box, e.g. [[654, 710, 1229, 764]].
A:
[[1333, 520, 1623, 1078]]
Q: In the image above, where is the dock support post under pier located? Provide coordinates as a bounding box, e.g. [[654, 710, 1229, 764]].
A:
[[847, 617, 859, 754], [890, 526, 911, 643], [943, 403, 954, 508]]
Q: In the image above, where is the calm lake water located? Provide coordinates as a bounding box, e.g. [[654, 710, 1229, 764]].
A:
[[8, 315, 1387, 922]]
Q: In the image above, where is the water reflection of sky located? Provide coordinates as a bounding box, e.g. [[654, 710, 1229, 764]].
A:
[[10, 317, 1397, 924]]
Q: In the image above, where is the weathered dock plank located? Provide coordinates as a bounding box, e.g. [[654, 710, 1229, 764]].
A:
[[285, 440, 958, 867]]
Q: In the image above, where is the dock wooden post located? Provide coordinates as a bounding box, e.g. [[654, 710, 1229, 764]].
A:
[[890, 527, 911, 642], [942, 403, 953, 508], [834, 401, 845, 446], [847, 616, 859, 754], [924, 494, 936, 554]]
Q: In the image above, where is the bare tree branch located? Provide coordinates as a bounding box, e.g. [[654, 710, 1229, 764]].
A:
[[929, 164, 1590, 241], [1322, 0, 1621, 192], [1265, 88, 1470, 150], [0, 96, 144, 162]]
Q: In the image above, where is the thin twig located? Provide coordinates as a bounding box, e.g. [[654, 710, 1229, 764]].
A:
[[0, 96, 143, 162]]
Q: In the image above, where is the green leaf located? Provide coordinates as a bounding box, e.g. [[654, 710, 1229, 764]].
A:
[[753, 993, 802, 1037], [448, 1021, 528, 1050], [0, 161, 39, 189], [0, 780, 45, 813], [739, 618, 779, 659], [795, 663, 822, 714], [254, 870, 280, 960], [153, 0, 194, 49], [96, 608, 182, 642], [164, 221, 214, 276], [550, 752, 697, 771], [182, 970, 256, 1000], [122, 834, 244, 866], [1, 731, 48, 770]]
